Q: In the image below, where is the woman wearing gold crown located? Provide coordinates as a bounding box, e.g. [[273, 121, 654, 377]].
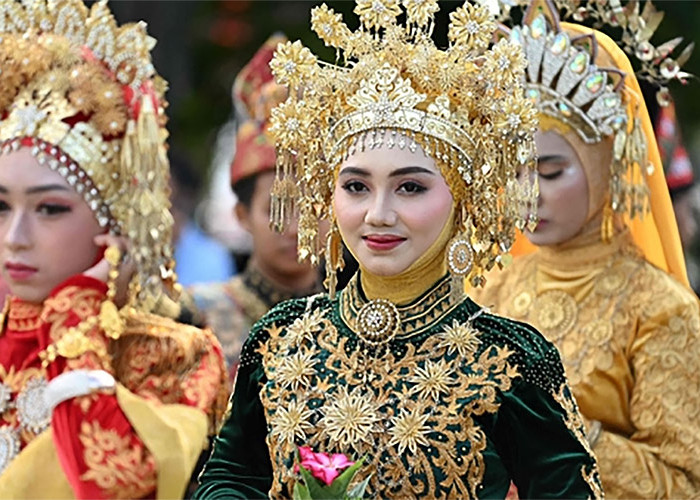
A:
[[0, 1, 228, 498], [475, 0, 700, 497], [195, 1, 602, 498]]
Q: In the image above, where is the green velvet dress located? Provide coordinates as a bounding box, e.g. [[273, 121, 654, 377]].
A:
[[195, 274, 602, 499]]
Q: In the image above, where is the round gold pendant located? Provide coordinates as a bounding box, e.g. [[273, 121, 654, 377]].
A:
[[356, 299, 400, 346]]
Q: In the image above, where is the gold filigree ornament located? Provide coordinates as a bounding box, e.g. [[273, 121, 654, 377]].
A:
[[356, 298, 401, 347], [0, 0, 181, 363], [498, 0, 694, 223], [268, 0, 540, 294]]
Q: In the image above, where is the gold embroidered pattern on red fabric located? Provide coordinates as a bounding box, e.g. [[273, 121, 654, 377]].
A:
[[79, 420, 157, 499]]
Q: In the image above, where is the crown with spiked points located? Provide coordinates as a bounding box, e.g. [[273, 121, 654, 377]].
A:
[[496, 0, 694, 108], [509, 2, 629, 143], [268, 0, 541, 289]]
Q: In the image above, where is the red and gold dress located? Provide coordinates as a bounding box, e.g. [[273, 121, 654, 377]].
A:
[[0, 275, 228, 499]]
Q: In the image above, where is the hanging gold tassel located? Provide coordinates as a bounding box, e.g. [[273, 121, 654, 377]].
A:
[[601, 202, 614, 243], [324, 214, 345, 299]]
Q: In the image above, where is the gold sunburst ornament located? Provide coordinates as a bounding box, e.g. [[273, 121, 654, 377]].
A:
[[268, 0, 540, 293]]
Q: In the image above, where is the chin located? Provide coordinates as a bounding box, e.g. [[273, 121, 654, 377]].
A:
[[358, 256, 411, 277], [7, 285, 50, 304]]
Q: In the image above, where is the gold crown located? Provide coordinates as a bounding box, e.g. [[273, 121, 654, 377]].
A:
[[0, 0, 174, 311], [497, 0, 694, 107], [268, 0, 540, 286], [501, 0, 690, 224], [509, 7, 628, 143]]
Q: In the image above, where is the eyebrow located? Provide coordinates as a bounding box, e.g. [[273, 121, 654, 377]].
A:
[[0, 184, 73, 194], [537, 154, 568, 163], [338, 166, 436, 177]]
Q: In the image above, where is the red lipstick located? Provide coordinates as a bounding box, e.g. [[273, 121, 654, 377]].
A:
[[362, 234, 406, 251], [5, 262, 38, 281]]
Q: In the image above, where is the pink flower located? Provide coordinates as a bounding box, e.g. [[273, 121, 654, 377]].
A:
[[296, 447, 355, 486]]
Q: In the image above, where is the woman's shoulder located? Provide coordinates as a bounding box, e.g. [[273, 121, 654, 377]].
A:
[[469, 301, 567, 393], [239, 293, 332, 367]]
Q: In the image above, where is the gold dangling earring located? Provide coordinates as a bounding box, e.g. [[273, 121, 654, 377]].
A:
[[324, 213, 345, 299], [601, 202, 614, 244], [99, 245, 125, 340], [447, 212, 474, 302]]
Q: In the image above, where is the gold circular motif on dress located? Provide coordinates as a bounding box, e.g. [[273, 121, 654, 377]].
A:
[[534, 290, 577, 340], [595, 269, 627, 296], [584, 319, 613, 347], [512, 291, 533, 317], [356, 299, 401, 346]]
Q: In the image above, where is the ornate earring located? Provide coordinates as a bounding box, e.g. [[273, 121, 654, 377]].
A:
[[324, 211, 345, 299], [447, 211, 474, 302], [99, 245, 125, 340], [601, 202, 614, 244]]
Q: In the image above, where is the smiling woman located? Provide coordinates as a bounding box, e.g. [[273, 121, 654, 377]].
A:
[[194, 1, 602, 499], [0, 1, 228, 498]]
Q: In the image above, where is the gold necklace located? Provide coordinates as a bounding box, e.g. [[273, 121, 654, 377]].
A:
[[355, 298, 401, 347]]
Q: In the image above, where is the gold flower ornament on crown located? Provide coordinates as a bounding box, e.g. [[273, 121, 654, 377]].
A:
[[268, 0, 540, 295], [0, 0, 176, 314], [497, 0, 694, 230]]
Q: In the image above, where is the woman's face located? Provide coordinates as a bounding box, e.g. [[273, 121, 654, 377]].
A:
[[524, 130, 590, 246], [334, 140, 453, 277], [0, 148, 103, 303]]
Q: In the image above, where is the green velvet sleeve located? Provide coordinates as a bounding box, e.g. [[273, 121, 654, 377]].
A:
[[192, 358, 272, 499], [491, 346, 603, 499], [193, 298, 310, 499]]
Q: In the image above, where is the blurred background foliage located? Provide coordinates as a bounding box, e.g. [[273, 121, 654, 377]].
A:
[[107, 1, 700, 182]]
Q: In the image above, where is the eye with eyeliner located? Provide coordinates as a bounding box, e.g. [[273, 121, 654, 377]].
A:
[[341, 180, 368, 194], [37, 202, 72, 216], [397, 180, 427, 194], [538, 170, 563, 180]]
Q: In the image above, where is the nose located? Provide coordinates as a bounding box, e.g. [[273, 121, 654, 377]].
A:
[[3, 210, 32, 252], [364, 191, 397, 227]]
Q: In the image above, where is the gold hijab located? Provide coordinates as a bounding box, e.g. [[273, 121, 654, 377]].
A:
[[512, 23, 689, 288]]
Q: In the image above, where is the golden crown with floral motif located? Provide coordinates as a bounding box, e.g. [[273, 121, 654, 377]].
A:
[[269, 0, 540, 287], [0, 0, 175, 311]]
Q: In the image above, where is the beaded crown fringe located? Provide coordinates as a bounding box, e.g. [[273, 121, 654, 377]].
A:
[[268, 0, 541, 288]]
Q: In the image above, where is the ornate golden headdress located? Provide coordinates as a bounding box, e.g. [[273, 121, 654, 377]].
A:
[[500, 0, 693, 230], [268, 0, 539, 292], [0, 0, 174, 312]]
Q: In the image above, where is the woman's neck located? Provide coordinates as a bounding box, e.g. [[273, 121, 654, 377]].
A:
[[359, 252, 447, 305]]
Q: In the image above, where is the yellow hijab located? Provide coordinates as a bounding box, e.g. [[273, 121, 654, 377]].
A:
[[512, 23, 689, 288]]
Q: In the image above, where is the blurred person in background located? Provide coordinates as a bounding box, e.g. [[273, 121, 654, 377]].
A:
[[170, 150, 237, 286], [189, 35, 321, 379], [642, 81, 700, 294]]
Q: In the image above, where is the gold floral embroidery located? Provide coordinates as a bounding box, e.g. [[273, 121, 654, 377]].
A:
[[79, 420, 157, 499], [318, 385, 380, 448], [437, 319, 481, 357], [534, 290, 578, 339], [476, 233, 700, 497], [260, 302, 519, 498]]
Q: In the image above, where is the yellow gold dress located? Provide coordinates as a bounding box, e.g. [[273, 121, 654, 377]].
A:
[[476, 228, 700, 497]]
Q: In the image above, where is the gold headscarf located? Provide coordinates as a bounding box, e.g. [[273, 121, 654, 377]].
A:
[[509, 15, 689, 287]]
